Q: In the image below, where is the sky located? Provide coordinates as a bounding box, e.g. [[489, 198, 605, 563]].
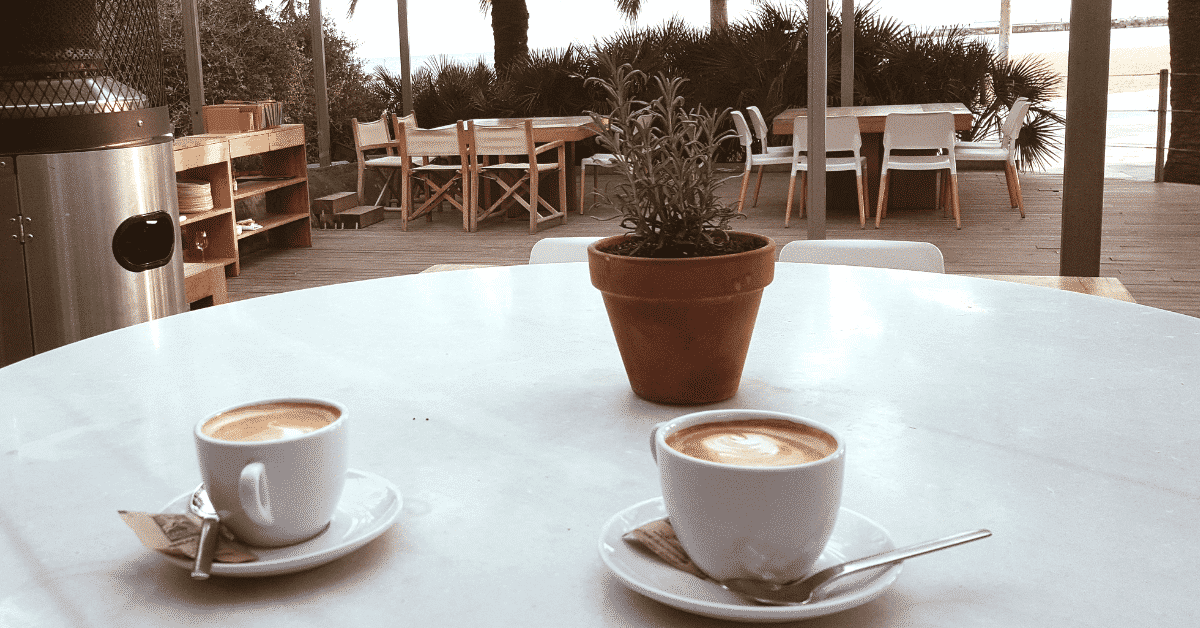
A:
[[292, 0, 1170, 62]]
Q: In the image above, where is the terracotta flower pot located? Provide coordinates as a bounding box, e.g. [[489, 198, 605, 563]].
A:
[[587, 232, 776, 405]]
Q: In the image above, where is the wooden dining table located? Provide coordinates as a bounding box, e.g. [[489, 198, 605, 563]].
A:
[[772, 103, 974, 213]]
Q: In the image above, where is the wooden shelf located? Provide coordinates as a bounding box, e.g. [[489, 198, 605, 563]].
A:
[[184, 259, 237, 276], [180, 206, 233, 224], [233, 176, 307, 201], [173, 124, 312, 277], [237, 213, 310, 239]]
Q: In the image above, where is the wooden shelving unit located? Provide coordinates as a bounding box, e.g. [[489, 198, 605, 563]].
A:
[[173, 124, 312, 278]]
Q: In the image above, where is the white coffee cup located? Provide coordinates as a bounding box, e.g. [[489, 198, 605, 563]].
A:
[[194, 398, 348, 547], [650, 409, 845, 583]]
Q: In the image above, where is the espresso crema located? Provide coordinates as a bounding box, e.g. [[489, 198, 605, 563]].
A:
[[665, 419, 836, 467], [203, 401, 340, 442]]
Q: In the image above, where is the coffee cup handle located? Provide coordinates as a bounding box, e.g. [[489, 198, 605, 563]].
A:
[[649, 421, 668, 463], [238, 462, 274, 526]]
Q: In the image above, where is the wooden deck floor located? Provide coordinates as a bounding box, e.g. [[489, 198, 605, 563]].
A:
[[227, 170, 1200, 318]]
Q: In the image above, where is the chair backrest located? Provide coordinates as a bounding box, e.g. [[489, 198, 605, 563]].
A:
[[528, 236, 604, 264], [730, 110, 754, 151], [466, 119, 534, 160], [882, 112, 955, 154], [792, 116, 862, 154], [352, 115, 395, 158], [779, 239, 945, 273], [999, 98, 1031, 149], [746, 106, 772, 143], [398, 122, 461, 161]]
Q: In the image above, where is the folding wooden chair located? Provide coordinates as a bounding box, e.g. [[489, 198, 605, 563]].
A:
[[351, 114, 406, 207], [394, 117, 469, 231], [461, 119, 567, 234]]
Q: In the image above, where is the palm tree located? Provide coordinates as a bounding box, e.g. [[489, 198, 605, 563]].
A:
[[479, 0, 530, 69], [478, 1, 737, 69], [1164, 0, 1199, 183], [615, 1, 732, 30]]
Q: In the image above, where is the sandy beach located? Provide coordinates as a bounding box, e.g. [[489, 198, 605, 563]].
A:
[[1030, 45, 1170, 95]]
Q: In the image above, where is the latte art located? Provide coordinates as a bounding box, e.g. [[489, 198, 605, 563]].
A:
[[666, 419, 836, 467], [203, 401, 340, 442]]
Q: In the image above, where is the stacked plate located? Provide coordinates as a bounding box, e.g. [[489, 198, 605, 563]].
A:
[[177, 180, 214, 214]]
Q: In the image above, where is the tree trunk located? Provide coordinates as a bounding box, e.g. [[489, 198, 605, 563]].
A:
[[710, 0, 728, 31], [1164, 0, 1200, 183], [491, 0, 529, 69]]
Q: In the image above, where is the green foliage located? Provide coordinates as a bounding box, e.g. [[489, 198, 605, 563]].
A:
[[585, 54, 746, 258], [378, 0, 1064, 169], [158, 0, 386, 163]]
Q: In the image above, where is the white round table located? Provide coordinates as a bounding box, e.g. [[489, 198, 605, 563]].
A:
[[1, 262, 1197, 626]]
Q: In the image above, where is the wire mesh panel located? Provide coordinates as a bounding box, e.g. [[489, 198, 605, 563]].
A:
[[0, 0, 165, 119]]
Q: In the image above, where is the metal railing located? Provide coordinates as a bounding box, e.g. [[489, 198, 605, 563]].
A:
[[1054, 69, 1197, 182]]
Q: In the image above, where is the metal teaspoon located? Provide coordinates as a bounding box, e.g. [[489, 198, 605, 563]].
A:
[[189, 485, 220, 580], [721, 529, 992, 606]]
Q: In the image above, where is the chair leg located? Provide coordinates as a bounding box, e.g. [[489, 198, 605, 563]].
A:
[[784, 171, 797, 228], [752, 165, 766, 207], [559, 162, 568, 227], [579, 165, 587, 215], [468, 172, 479, 232], [876, 172, 889, 228], [592, 167, 600, 214], [399, 170, 410, 232], [950, 172, 962, 229], [855, 172, 867, 229], [1006, 162, 1026, 217], [356, 164, 366, 207], [736, 165, 751, 213]]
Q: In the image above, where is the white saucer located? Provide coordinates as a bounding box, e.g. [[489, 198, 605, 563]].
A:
[[160, 468, 402, 577], [598, 497, 901, 622]]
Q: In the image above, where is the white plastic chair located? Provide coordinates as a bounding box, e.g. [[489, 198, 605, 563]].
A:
[[785, 116, 869, 229], [747, 106, 792, 159], [528, 236, 604, 264], [778, 239, 945, 273], [731, 110, 794, 212], [876, 112, 961, 229], [580, 152, 617, 215], [954, 98, 1031, 217], [580, 115, 650, 214]]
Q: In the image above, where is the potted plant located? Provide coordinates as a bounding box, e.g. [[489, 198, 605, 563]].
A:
[[584, 54, 776, 406]]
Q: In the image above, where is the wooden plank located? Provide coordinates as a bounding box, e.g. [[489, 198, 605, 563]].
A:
[[184, 261, 229, 306], [223, 171, 1200, 318], [969, 275, 1137, 303]]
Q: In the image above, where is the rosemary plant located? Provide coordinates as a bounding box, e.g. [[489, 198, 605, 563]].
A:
[[586, 54, 755, 258]]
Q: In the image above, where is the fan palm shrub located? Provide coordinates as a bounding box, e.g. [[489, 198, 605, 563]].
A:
[[380, 0, 1065, 170]]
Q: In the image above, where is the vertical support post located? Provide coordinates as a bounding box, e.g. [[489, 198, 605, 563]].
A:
[[999, 0, 1011, 63], [397, 0, 413, 116], [806, 0, 827, 241], [841, 0, 853, 106], [312, 0, 331, 167], [1155, 69, 1169, 183], [1059, 0, 1111, 278], [181, 0, 205, 134]]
